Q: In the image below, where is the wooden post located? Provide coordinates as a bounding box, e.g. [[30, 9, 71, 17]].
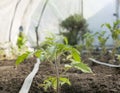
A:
[[116, 0, 119, 21], [9, 0, 21, 42], [35, 27, 39, 48], [81, 0, 83, 17]]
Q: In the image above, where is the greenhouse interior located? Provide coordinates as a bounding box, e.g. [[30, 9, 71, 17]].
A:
[[0, 0, 120, 93]]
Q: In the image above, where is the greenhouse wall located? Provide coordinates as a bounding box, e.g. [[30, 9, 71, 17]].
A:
[[0, 0, 119, 47]]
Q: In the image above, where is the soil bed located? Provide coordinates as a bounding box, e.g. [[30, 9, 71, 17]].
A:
[[0, 57, 120, 93]]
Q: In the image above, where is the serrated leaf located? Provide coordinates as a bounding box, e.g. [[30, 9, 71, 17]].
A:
[[72, 62, 92, 73], [62, 45, 81, 62], [16, 51, 31, 65]]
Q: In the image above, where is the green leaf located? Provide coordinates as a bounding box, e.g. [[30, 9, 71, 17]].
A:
[[39, 54, 46, 62], [105, 23, 112, 30], [116, 55, 120, 61], [71, 61, 92, 73], [59, 77, 71, 86], [61, 45, 81, 62], [44, 76, 57, 90], [101, 24, 104, 27], [63, 36, 68, 45], [64, 64, 72, 70], [52, 78, 57, 90], [46, 46, 56, 60], [113, 20, 120, 29], [34, 50, 42, 58], [47, 46, 56, 55], [43, 77, 53, 91], [16, 51, 31, 65], [66, 55, 72, 60], [71, 48, 81, 62], [43, 76, 71, 91]]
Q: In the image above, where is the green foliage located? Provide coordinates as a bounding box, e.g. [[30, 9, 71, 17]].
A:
[[84, 32, 96, 50], [43, 76, 71, 91], [116, 55, 120, 61], [97, 31, 109, 54], [71, 61, 92, 73], [34, 50, 43, 58], [98, 31, 109, 46], [102, 20, 120, 59], [60, 14, 88, 45], [16, 51, 31, 65], [63, 36, 68, 45], [83, 32, 98, 57], [39, 34, 81, 62], [70, 48, 81, 62], [74, 44, 85, 52], [16, 33, 92, 93], [39, 34, 91, 92], [102, 20, 120, 40], [17, 31, 26, 49], [60, 14, 87, 31]]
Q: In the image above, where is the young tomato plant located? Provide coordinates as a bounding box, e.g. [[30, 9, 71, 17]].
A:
[[17, 27, 27, 49], [102, 20, 120, 60], [16, 34, 92, 93], [83, 32, 97, 57], [97, 31, 109, 55]]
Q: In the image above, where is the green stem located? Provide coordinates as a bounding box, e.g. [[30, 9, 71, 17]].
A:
[[54, 55, 60, 93], [112, 41, 117, 60]]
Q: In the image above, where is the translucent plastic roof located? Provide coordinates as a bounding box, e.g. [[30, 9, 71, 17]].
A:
[[0, 0, 117, 46]]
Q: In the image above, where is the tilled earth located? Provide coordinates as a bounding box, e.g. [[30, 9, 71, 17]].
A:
[[0, 57, 120, 93]]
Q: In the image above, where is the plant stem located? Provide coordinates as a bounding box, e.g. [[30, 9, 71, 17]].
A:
[[112, 41, 117, 61], [54, 55, 60, 93]]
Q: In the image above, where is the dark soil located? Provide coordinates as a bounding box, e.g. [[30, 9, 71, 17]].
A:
[[0, 57, 120, 93]]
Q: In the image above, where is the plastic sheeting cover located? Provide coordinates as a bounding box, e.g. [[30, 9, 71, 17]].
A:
[[0, 0, 41, 45], [28, 0, 117, 46], [0, 0, 117, 46]]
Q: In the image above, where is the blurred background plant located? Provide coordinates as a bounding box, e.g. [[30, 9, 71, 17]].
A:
[[97, 31, 109, 55], [102, 20, 120, 60], [83, 32, 97, 57], [60, 14, 89, 46], [17, 26, 27, 49]]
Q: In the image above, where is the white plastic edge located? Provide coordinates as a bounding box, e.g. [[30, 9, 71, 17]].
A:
[[19, 58, 41, 93], [89, 58, 120, 67]]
